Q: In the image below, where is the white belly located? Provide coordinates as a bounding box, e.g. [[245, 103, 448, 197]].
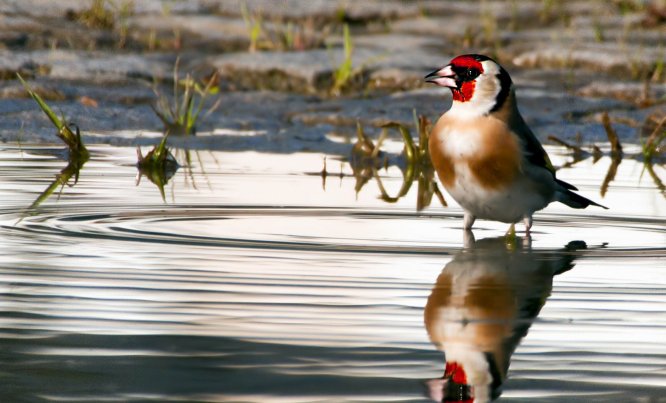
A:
[[446, 162, 550, 223]]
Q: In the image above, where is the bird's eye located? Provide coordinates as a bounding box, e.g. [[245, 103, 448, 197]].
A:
[[465, 68, 478, 80]]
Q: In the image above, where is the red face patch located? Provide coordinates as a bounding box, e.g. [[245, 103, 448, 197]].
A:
[[445, 361, 468, 384], [453, 81, 475, 102], [443, 361, 474, 402], [449, 55, 484, 103]]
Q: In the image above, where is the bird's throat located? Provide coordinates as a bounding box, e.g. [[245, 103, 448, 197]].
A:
[[452, 81, 476, 102]]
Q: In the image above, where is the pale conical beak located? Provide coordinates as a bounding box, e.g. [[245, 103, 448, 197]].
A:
[[425, 65, 457, 88]]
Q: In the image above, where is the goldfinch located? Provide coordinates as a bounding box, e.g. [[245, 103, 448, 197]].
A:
[[425, 54, 606, 233], [424, 235, 583, 402]]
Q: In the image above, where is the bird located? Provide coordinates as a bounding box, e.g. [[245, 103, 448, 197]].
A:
[[424, 54, 606, 234], [424, 235, 585, 402]]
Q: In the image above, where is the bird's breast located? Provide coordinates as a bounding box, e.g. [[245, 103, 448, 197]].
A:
[[429, 115, 522, 192]]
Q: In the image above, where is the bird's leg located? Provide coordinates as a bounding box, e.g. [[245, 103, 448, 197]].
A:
[[463, 212, 476, 230], [463, 229, 476, 248], [522, 234, 532, 249], [523, 215, 533, 236]]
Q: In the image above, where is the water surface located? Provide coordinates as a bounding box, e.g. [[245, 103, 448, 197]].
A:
[[0, 144, 664, 402]]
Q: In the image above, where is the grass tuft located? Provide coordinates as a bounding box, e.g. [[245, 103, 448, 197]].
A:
[[349, 122, 388, 194], [71, 0, 134, 48], [17, 73, 89, 160], [331, 24, 355, 95], [17, 74, 90, 213], [151, 59, 221, 136], [376, 113, 446, 209], [241, 1, 264, 52], [26, 153, 86, 213], [329, 24, 382, 96], [136, 134, 179, 201], [599, 113, 623, 197], [349, 113, 446, 210], [547, 135, 589, 163], [75, 0, 133, 29], [601, 112, 624, 158], [548, 113, 663, 199], [77, 0, 116, 29], [240, 3, 325, 52], [641, 115, 666, 162]]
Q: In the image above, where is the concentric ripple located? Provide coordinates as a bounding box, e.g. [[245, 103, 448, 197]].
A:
[[6, 204, 666, 254], [0, 146, 665, 402]]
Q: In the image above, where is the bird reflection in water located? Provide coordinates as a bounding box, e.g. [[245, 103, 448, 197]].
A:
[[424, 231, 587, 402]]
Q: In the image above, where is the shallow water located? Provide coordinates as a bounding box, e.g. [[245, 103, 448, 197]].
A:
[[0, 144, 664, 402]]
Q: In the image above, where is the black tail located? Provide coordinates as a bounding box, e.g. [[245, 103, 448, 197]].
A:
[[558, 189, 608, 209]]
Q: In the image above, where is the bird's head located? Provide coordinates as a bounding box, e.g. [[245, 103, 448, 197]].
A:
[[426, 359, 502, 403], [425, 54, 513, 117]]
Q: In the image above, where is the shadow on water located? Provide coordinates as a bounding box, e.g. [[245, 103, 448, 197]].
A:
[[315, 112, 664, 213], [549, 111, 665, 200], [23, 152, 87, 213], [136, 136, 179, 202], [424, 233, 588, 403], [320, 115, 448, 211], [15, 144, 88, 222], [0, 333, 429, 402], [136, 146, 222, 203], [23, 139, 179, 214]]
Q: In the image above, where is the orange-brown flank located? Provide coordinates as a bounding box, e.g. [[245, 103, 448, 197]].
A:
[[428, 123, 456, 188], [429, 115, 522, 191]]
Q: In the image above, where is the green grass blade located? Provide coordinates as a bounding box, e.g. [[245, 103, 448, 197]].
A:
[[332, 24, 354, 94], [17, 73, 88, 160], [27, 168, 72, 211], [153, 133, 170, 163], [17, 73, 77, 145]]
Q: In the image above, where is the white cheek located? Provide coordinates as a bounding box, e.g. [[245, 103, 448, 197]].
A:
[[475, 74, 500, 104], [450, 61, 501, 117], [450, 86, 498, 117]]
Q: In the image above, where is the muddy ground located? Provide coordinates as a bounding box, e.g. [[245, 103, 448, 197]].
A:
[[0, 0, 664, 155]]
